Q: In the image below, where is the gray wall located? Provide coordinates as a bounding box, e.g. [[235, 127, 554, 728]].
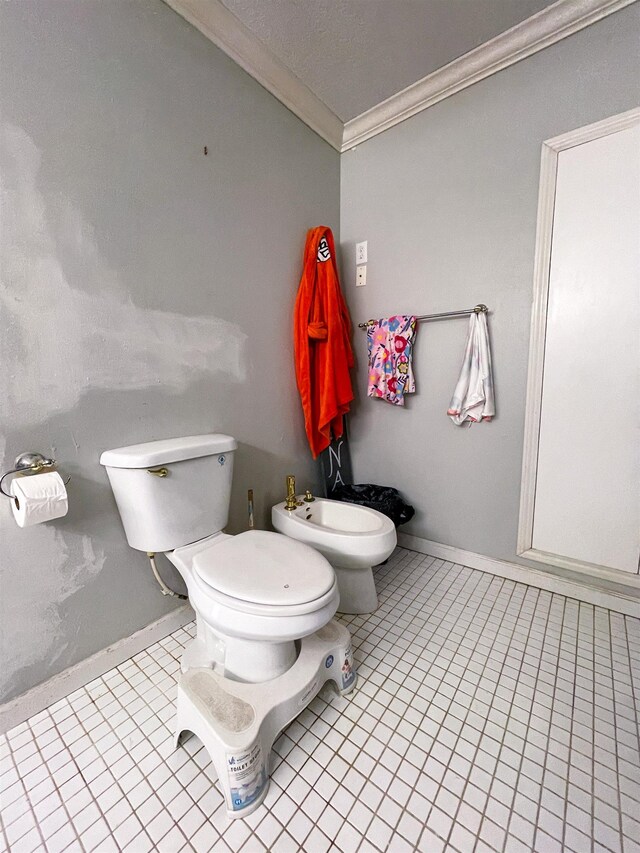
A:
[[0, 0, 339, 703], [340, 7, 640, 569]]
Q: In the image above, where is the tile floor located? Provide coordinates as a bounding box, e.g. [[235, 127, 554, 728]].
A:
[[1, 547, 639, 853]]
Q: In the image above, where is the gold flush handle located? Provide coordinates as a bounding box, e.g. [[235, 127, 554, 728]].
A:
[[148, 467, 169, 478]]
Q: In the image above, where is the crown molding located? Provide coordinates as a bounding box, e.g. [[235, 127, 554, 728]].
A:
[[164, 0, 636, 154], [164, 0, 344, 151], [341, 0, 637, 151]]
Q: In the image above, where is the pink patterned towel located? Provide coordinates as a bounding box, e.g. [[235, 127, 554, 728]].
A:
[[366, 316, 418, 406]]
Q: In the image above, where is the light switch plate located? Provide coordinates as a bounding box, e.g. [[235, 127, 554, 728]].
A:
[[356, 265, 367, 287], [356, 241, 368, 265]]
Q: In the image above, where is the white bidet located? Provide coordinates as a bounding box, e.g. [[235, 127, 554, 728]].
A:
[[272, 497, 396, 614]]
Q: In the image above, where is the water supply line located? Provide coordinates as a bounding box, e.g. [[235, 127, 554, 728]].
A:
[[248, 488, 254, 530], [147, 552, 188, 600]]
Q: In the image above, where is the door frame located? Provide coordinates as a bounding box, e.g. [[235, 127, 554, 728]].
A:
[[517, 107, 640, 583]]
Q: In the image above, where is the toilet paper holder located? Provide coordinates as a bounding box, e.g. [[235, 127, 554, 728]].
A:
[[0, 451, 70, 500]]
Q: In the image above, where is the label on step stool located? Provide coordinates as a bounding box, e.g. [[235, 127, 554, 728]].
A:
[[226, 743, 267, 812], [340, 644, 356, 690]]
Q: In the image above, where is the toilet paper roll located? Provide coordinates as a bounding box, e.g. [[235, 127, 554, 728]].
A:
[[10, 472, 69, 528]]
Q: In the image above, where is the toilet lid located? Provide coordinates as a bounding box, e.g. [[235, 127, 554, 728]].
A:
[[192, 530, 335, 607]]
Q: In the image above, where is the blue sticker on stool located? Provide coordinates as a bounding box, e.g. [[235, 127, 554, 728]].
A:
[[325, 655, 334, 668]]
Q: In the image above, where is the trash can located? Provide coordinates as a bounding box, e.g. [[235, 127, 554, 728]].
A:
[[331, 484, 415, 528]]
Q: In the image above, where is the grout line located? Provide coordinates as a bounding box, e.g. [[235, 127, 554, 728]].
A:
[[608, 610, 627, 852], [588, 602, 596, 853], [529, 593, 566, 853], [480, 584, 549, 853], [558, 598, 580, 853]]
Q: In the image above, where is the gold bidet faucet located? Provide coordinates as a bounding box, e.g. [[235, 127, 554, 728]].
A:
[[285, 474, 299, 511]]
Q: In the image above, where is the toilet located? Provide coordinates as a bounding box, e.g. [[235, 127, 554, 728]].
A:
[[100, 434, 357, 818], [272, 496, 397, 614]]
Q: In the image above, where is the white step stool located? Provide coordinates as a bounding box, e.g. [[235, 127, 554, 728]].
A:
[[174, 619, 357, 818]]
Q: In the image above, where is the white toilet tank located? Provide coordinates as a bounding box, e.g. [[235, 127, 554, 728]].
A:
[[100, 434, 237, 553]]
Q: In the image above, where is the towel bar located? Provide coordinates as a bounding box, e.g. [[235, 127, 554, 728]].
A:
[[357, 304, 488, 329]]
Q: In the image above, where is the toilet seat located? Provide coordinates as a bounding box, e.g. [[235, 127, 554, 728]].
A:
[[169, 530, 340, 645], [171, 530, 338, 619], [193, 530, 335, 607], [190, 570, 338, 619]]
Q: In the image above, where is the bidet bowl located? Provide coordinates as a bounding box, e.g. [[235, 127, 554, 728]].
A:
[[272, 497, 397, 614], [272, 497, 396, 569]]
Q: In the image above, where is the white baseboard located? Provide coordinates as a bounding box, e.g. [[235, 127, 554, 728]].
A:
[[398, 533, 640, 618], [0, 604, 195, 735]]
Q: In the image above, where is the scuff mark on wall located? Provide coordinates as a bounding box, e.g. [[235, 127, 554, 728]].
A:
[[0, 527, 106, 698], [0, 123, 247, 430]]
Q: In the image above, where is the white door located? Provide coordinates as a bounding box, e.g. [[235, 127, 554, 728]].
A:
[[529, 121, 640, 574]]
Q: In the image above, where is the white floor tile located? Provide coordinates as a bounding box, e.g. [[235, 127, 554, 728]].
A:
[[1, 547, 638, 853]]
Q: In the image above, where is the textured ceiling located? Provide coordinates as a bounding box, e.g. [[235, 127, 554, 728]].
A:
[[220, 0, 558, 121]]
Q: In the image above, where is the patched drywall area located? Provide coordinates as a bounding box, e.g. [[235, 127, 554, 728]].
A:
[[340, 5, 640, 571], [0, 0, 339, 703], [2, 124, 247, 421]]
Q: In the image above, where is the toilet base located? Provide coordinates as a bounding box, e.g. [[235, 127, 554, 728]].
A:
[[333, 564, 379, 614], [174, 619, 357, 819], [182, 615, 299, 683]]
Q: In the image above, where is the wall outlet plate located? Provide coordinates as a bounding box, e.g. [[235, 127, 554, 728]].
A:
[[356, 241, 368, 265], [356, 265, 367, 287]]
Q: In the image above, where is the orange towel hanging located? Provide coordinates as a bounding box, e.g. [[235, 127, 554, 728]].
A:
[[294, 227, 354, 459]]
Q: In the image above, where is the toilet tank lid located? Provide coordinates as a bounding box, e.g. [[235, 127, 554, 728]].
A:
[[100, 434, 237, 468]]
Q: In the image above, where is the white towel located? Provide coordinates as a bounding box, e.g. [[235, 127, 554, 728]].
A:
[[447, 312, 495, 425]]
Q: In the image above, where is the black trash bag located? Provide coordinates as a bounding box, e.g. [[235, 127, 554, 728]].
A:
[[331, 484, 415, 528]]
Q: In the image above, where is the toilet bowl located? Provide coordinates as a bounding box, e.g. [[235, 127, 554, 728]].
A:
[[272, 497, 397, 614], [167, 529, 339, 683], [100, 435, 357, 817]]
